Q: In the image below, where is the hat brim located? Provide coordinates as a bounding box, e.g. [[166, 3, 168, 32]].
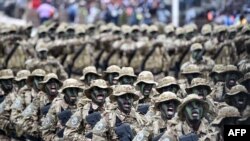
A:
[[154, 98, 181, 110], [15, 77, 27, 82], [39, 78, 63, 92], [134, 80, 158, 86], [58, 85, 84, 93], [27, 74, 45, 86], [156, 83, 180, 91], [185, 85, 212, 94], [79, 73, 102, 81], [115, 75, 137, 80], [181, 72, 202, 75], [225, 71, 243, 78], [85, 86, 112, 99], [177, 99, 209, 121], [110, 92, 139, 102], [0, 76, 14, 80]]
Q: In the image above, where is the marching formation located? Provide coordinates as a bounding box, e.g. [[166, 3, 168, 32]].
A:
[[0, 22, 250, 141]]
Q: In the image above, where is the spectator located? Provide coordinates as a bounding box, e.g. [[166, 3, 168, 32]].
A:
[[37, 0, 56, 24]]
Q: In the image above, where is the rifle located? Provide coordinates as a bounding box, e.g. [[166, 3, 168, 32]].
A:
[[173, 45, 190, 78], [103, 49, 116, 70], [141, 45, 157, 71], [95, 49, 105, 70]]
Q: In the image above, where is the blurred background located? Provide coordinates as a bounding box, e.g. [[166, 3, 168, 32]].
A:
[[0, 0, 249, 28]]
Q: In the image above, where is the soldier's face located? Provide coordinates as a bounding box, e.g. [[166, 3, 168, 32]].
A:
[[37, 51, 48, 60], [45, 79, 60, 96], [159, 100, 179, 120], [117, 94, 134, 114], [138, 82, 153, 97], [192, 49, 203, 61], [90, 87, 108, 105], [119, 76, 135, 85], [227, 93, 248, 112], [32, 76, 44, 90], [150, 31, 158, 39], [106, 73, 119, 85], [184, 101, 204, 122], [191, 87, 210, 99], [16, 79, 26, 89], [225, 73, 238, 89], [64, 88, 79, 105], [229, 32, 236, 39], [131, 30, 140, 40], [0, 79, 13, 93], [157, 85, 179, 94], [218, 32, 226, 41], [85, 73, 100, 86], [186, 32, 194, 40]]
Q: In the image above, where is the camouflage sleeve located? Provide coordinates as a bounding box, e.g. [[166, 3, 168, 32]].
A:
[[56, 62, 68, 81], [64, 109, 87, 141], [41, 102, 58, 141]]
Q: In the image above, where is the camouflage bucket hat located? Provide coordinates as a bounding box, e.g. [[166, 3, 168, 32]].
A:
[[164, 24, 175, 34], [15, 70, 31, 81], [39, 73, 62, 92], [115, 67, 137, 80], [59, 78, 83, 93], [103, 65, 121, 74], [148, 25, 158, 33], [36, 41, 48, 52], [80, 66, 101, 81], [181, 64, 201, 75], [201, 24, 212, 35], [240, 72, 250, 85], [134, 71, 157, 86], [212, 106, 240, 125], [185, 78, 211, 94], [0, 69, 14, 80], [177, 94, 209, 121], [226, 84, 249, 96], [156, 76, 179, 90], [209, 64, 226, 77], [190, 43, 203, 52], [109, 84, 139, 102], [121, 25, 131, 34], [131, 25, 140, 32], [99, 25, 109, 33], [154, 92, 181, 110], [85, 79, 112, 99], [175, 27, 185, 36], [76, 25, 86, 35], [224, 65, 243, 78], [214, 25, 227, 34], [185, 25, 195, 34], [27, 69, 46, 86]]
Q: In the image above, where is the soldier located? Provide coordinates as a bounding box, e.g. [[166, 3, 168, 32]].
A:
[[211, 106, 241, 141], [114, 67, 136, 86], [134, 71, 157, 115], [240, 72, 250, 92], [238, 39, 250, 74], [162, 94, 215, 141], [15, 73, 62, 140], [0, 69, 16, 140], [152, 92, 181, 136], [185, 78, 217, 122], [79, 66, 102, 86], [91, 85, 147, 141], [225, 85, 250, 125], [14, 70, 31, 92], [156, 76, 185, 98], [224, 65, 243, 91], [64, 79, 112, 140], [209, 64, 227, 102], [179, 64, 202, 92], [26, 41, 68, 80], [41, 78, 83, 141], [103, 65, 121, 86], [181, 43, 215, 76]]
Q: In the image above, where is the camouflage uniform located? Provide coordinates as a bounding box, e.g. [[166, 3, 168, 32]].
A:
[[214, 25, 238, 65], [103, 65, 121, 86], [238, 39, 250, 74], [116, 67, 137, 85], [26, 41, 68, 80], [181, 43, 215, 77], [41, 78, 83, 141], [13, 69, 46, 140], [64, 79, 112, 141], [162, 94, 216, 141], [211, 106, 241, 141], [91, 85, 147, 141], [151, 92, 181, 136], [156, 76, 186, 98], [209, 64, 226, 102], [79, 66, 102, 86], [0, 69, 16, 141]]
